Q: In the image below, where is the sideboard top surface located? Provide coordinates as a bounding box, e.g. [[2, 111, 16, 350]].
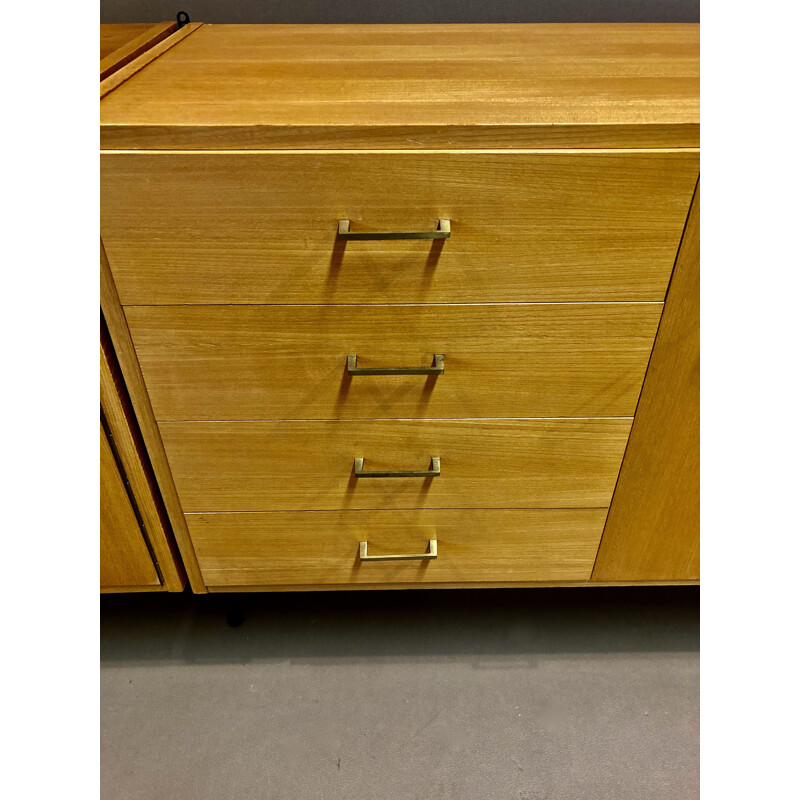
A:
[[100, 23, 154, 60], [100, 23, 699, 150]]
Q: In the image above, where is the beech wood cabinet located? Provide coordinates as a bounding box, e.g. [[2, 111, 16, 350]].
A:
[[100, 23, 699, 593]]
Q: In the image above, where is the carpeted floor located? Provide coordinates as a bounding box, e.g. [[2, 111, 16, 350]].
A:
[[101, 586, 699, 799]]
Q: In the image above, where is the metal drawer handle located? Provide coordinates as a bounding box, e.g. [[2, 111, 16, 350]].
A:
[[359, 539, 438, 562], [347, 354, 445, 376], [354, 456, 440, 478], [338, 219, 450, 241]]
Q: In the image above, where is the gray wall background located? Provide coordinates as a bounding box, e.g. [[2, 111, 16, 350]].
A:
[[101, 1, 699, 24]]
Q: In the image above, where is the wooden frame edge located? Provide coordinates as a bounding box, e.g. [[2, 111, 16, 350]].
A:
[[100, 21, 178, 81], [101, 584, 169, 594], [101, 241, 208, 592], [208, 580, 700, 592], [101, 325, 186, 591], [100, 122, 700, 152], [100, 22, 203, 100]]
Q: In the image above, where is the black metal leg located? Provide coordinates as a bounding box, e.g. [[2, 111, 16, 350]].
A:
[[223, 595, 245, 627]]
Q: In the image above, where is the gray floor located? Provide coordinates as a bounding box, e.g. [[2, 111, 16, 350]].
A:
[[101, 586, 699, 799]]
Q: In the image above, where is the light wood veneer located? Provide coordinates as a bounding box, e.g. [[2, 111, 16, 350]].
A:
[[100, 24, 194, 593], [100, 23, 700, 591], [101, 244, 206, 590], [159, 418, 631, 513], [100, 425, 161, 588], [100, 324, 186, 591], [593, 183, 700, 581], [127, 302, 662, 421], [101, 24, 156, 59], [188, 508, 607, 587], [100, 23, 699, 150], [100, 22, 177, 80], [101, 150, 698, 305]]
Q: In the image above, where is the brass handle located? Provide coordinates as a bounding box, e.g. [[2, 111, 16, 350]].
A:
[[354, 456, 440, 478], [359, 539, 438, 562], [347, 354, 444, 376], [338, 219, 450, 241]]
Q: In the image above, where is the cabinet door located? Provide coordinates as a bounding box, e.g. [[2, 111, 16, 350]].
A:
[[592, 183, 699, 582], [100, 425, 160, 589]]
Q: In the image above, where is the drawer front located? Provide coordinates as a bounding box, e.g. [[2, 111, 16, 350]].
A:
[[188, 508, 607, 587], [101, 150, 699, 304], [128, 302, 662, 420], [159, 419, 631, 512]]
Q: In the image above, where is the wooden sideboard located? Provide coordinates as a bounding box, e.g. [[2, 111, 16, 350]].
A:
[[100, 23, 699, 593]]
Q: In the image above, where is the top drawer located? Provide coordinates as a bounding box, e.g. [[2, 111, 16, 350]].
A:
[[100, 150, 698, 305]]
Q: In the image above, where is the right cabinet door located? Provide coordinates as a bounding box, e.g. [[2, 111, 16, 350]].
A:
[[592, 183, 700, 582]]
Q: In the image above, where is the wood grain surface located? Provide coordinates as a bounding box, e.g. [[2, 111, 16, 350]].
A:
[[101, 24, 154, 59], [101, 242, 207, 591], [592, 183, 699, 581], [100, 22, 203, 100], [101, 150, 699, 304], [100, 22, 177, 80], [100, 23, 699, 150], [100, 425, 161, 589], [207, 579, 699, 592], [127, 302, 662, 420], [101, 323, 185, 590], [188, 508, 607, 587], [159, 418, 632, 512]]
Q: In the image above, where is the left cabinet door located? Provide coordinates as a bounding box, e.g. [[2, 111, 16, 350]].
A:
[[100, 425, 160, 589]]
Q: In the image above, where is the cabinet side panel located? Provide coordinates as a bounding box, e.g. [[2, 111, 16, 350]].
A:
[[592, 182, 699, 582]]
